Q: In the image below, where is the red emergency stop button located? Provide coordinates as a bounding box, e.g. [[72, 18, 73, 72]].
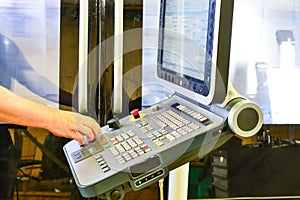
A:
[[130, 109, 140, 119]]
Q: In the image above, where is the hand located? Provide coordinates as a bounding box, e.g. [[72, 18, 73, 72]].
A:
[[48, 110, 102, 145]]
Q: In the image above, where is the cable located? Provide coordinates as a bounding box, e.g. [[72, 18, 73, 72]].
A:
[[159, 178, 164, 200]]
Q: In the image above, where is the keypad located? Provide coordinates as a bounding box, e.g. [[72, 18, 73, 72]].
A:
[[171, 103, 212, 125], [147, 110, 201, 147], [109, 131, 151, 164], [136, 122, 154, 133], [105, 104, 205, 165], [94, 154, 110, 173]]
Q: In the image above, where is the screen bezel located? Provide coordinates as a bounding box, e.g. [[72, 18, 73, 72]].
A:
[[157, 0, 217, 97], [156, 0, 234, 105]]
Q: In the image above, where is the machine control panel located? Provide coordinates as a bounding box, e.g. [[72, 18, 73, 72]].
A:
[[63, 94, 226, 198]]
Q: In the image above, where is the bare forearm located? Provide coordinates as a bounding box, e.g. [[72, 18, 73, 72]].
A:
[[0, 86, 101, 144]]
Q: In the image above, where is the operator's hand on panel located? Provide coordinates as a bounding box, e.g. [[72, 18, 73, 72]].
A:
[[49, 110, 102, 145]]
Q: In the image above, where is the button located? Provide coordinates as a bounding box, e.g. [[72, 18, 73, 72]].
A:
[[117, 156, 125, 164], [140, 127, 148, 133], [131, 109, 140, 119], [110, 138, 118, 144], [98, 160, 106, 166], [121, 133, 130, 140], [166, 134, 175, 141], [141, 145, 151, 153], [156, 141, 164, 147], [137, 150, 144, 156], [115, 144, 125, 153], [141, 122, 148, 126], [124, 156, 132, 162], [121, 141, 131, 151], [151, 105, 160, 112], [131, 152, 139, 158], [116, 135, 124, 142], [102, 166, 110, 172], [127, 130, 135, 137], [148, 134, 156, 140], [118, 159, 125, 164], [110, 147, 119, 156], [101, 163, 108, 168], [127, 139, 138, 148]]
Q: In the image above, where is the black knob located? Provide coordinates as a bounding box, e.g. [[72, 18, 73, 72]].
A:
[[107, 118, 121, 130]]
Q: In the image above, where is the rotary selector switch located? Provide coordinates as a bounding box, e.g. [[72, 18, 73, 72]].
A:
[[107, 118, 121, 131]]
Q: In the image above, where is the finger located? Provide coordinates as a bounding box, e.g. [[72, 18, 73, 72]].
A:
[[89, 124, 101, 138], [77, 123, 96, 142], [74, 131, 85, 145], [80, 116, 102, 138], [83, 124, 99, 139], [72, 113, 101, 142]]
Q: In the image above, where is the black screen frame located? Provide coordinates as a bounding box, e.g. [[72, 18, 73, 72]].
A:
[[157, 0, 217, 96], [156, 0, 234, 104]]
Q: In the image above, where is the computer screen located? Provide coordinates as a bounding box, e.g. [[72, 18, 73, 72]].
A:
[[156, 0, 234, 105]]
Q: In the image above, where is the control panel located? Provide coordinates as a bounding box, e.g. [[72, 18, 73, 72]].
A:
[[63, 94, 227, 198]]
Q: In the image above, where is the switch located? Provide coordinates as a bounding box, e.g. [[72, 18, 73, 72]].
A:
[[107, 118, 121, 130], [151, 105, 160, 112], [130, 109, 140, 119]]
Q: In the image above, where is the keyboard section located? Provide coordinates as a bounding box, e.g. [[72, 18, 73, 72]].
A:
[[109, 131, 152, 164], [171, 103, 212, 125], [63, 94, 226, 198], [148, 110, 201, 147]]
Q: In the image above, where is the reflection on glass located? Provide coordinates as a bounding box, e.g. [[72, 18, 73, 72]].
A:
[[0, 0, 60, 108], [230, 0, 300, 124]]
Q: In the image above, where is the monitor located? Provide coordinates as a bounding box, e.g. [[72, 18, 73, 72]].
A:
[[156, 0, 234, 105]]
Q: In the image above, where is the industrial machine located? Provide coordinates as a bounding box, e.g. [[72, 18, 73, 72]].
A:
[[63, 0, 263, 199]]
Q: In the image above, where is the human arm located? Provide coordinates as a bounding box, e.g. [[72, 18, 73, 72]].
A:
[[0, 86, 101, 145]]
